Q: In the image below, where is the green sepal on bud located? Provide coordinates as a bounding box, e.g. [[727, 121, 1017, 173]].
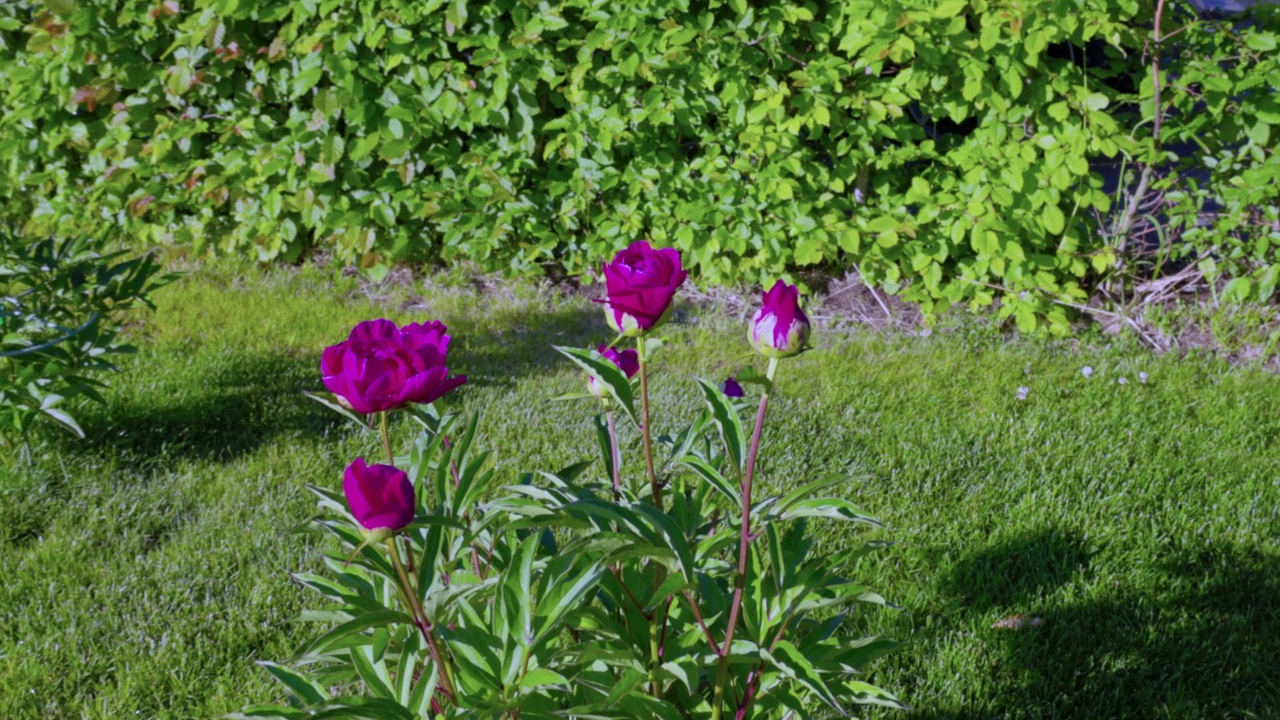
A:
[[343, 527, 397, 566], [605, 303, 673, 337]]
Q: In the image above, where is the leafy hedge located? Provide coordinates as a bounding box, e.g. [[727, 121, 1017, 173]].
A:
[[1, 0, 1277, 331]]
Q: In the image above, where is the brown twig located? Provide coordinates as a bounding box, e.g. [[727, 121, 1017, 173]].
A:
[[1110, 0, 1168, 287]]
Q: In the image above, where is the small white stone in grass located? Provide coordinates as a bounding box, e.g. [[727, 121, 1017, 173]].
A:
[[1082, 366, 1094, 378], [1016, 386, 1030, 401], [1118, 376, 1128, 385], [1139, 371, 1149, 384]]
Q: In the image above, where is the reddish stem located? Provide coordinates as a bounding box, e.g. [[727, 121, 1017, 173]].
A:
[[711, 388, 771, 719], [683, 590, 721, 656]]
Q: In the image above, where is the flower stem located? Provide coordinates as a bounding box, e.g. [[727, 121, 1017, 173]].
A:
[[683, 590, 721, 655], [605, 410, 623, 502], [636, 337, 660, 508], [649, 614, 662, 696], [379, 411, 395, 466], [711, 357, 778, 720], [636, 336, 669, 697], [387, 538, 457, 701]]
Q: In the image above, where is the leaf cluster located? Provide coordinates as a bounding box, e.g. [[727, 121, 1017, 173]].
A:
[[0, 232, 175, 443]]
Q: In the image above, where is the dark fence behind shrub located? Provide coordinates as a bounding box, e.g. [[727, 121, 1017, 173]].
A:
[[0, 0, 1277, 331]]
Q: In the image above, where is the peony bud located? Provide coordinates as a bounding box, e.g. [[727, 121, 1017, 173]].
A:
[[597, 241, 688, 336], [749, 280, 810, 358], [343, 458, 416, 539]]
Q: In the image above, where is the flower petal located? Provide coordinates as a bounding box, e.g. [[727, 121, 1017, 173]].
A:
[[349, 319, 401, 344]]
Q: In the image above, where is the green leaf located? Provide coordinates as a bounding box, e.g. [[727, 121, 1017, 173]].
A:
[[303, 391, 371, 430], [631, 503, 697, 585], [371, 203, 396, 229], [41, 407, 84, 438], [554, 346, 637, 424], [696, 378, 746, 471], [776, 497, 884, 527], [844, 680, 910, 709], [446, 0, 468, 30], [416, 523, 444, 598], [520, 668, 569, 690], [306, 699, 416, 720], [933, 0, 968, 17], [603, 668, 648, 709], [763, 640, 843, 713], [1244, 32, 1277, 52], [533, 560, 605, 644], [680, 455, 740, 507], [292, 67, 324, 99], [394, 632, 420, 705], [1246, 121, 1270, 147], [256, 662, 330, 705], [734, 365, 773, 393], [304, 610, 416, 656], [349, 646, 395, 699], [595, 413, 616, 488], [1042, 205, 1065, 235], [772, 475, 864, 517]]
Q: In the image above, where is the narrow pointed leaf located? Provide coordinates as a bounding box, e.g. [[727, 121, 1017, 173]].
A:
[[555, 346, 637, 423], [696, 378, 745, 470]]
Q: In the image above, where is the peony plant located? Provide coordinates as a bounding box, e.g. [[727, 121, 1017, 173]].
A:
[[237, 246, 902, 720]]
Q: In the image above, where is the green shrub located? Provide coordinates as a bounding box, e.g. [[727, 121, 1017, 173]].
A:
[[0, 233, 173, 444], [1, 0, 1276, 332]]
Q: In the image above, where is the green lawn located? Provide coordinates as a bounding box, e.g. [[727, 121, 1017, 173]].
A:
[[2, 263, 1278, 719]]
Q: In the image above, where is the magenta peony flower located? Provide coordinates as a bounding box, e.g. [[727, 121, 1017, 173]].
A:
[[597, 241, 688, 336], [722, 376, 745, 398], [749, 280, 811, 358], [321, 319, 466, 414], [588, 345, 640, 397], [343, 458, 416, 536]]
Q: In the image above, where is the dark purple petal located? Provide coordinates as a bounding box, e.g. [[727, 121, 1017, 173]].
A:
[[613, 349, 640, 378], [761, 280, 801, 347], [320, 342, 347, 377], [343, 458, 374, 522], [395, 366, 448, 405], [322, 319, 465, 413], [597, 345, 640, 378], [344, 458, 415, 531], [600, 242, 686, 333], [722, 377, 745, 398], [322, 371, 366, 410], [349, 319, 401, 344]]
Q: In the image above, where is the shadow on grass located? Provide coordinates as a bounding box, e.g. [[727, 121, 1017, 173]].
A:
[[449, 304, 609, 390], [55, 301, 604, 466], [926, 527, 1280, 718], [73, 350, 342, 470], [7, 350, 334, 544], [3, 304, 608, 546], [938, 527, 1094, 611], [64, 304, 607, 466]]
